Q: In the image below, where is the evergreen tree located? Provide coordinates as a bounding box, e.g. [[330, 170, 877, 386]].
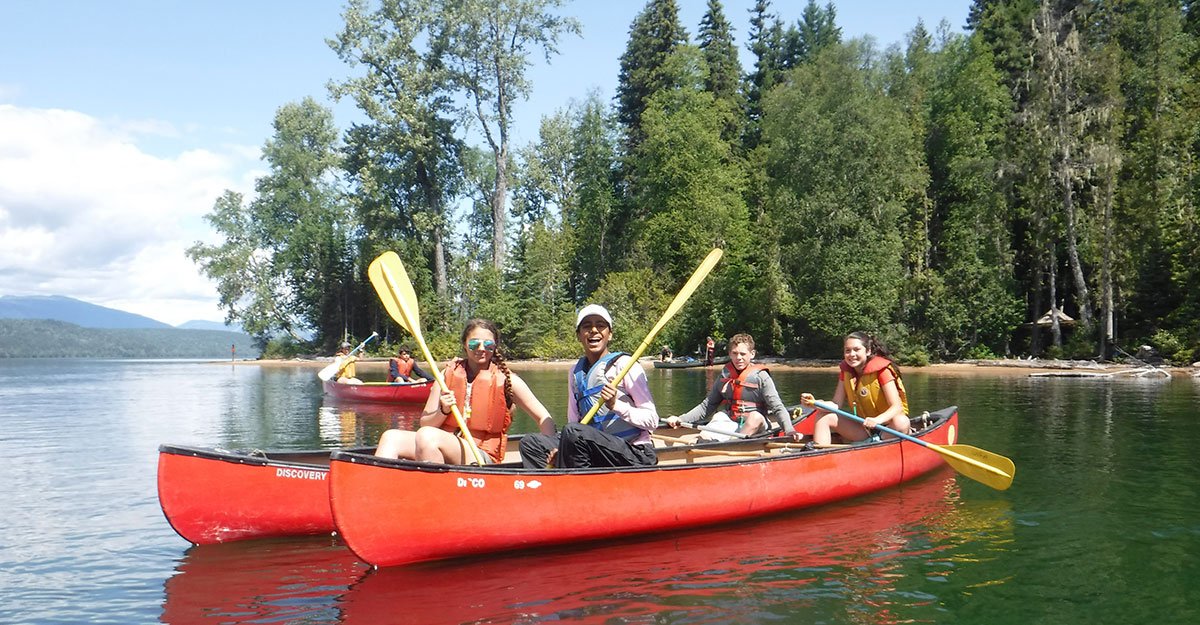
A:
[[567, 92, 622, 302], [743, 0, 783, 150], [793, 0, 842, 64], [616, 0, 689, 150], [697, 0, 743, 143]]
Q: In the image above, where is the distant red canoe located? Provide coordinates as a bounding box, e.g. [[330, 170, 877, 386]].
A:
[[329, 407, 960, 567], [322, 379, 432, 404], [157, 445, 370, 544]]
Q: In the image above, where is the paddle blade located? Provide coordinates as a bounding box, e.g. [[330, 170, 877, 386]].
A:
[[368, 252, 421, 338], [318, 357, 343, 381], [940, 444, 1015, 491]]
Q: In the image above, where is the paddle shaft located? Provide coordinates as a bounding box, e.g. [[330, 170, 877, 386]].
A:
[[580, 249, 723, 425], [811, 400, 1011, 480], [376, 260, 486, 466], [324, 332, 378, 380]]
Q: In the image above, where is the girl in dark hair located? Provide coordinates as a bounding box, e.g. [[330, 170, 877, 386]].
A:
[[805, 332, 910, 446], [375, 319, 557, 464]]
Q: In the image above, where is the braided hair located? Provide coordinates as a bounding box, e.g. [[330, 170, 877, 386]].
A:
[[461, 318, 514, 407]]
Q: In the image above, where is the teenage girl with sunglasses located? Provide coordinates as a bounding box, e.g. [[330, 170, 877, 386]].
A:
[[374, 318, 557, 464]]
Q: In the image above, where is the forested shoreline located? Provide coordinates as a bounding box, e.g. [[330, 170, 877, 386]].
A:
[[0, 320, 260, 359], [189, 0, 1200, 365]]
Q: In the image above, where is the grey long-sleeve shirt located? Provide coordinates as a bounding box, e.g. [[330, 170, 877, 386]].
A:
[[677, 367, 795, 434]]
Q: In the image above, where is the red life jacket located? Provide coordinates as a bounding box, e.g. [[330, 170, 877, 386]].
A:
[[388, 357, 414, 382], [719, 363, 770, 415], [441, 358, 511, 463]]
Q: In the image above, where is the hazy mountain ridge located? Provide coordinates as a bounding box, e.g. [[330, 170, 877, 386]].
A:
[[0, 319, 261, 358], [0, 295, 172, 329]]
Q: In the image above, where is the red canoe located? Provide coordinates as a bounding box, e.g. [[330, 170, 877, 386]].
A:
[[157, 411, 810, 545], [322, 379, 433, 404], [156, 445, 373, 544], [329, 407, 960, 567]]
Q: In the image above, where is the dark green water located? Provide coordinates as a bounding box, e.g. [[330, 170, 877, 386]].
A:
[[2, 359, 1197, 624]]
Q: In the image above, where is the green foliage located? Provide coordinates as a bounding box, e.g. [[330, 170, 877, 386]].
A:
[[764, 42, 921, 346], [184, 1, 1200, 365], [617, 0, 689, 147], [1150, 328, 1193, 364], [585, 268, 669, 355], [260, 337, 310, 360]]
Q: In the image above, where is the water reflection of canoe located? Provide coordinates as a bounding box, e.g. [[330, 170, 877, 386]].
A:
[[329, 407, 960, 567], [653, 356, 729, 368], [321, 379, 432, 404]]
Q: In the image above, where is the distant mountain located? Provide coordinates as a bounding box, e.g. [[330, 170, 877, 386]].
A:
[[0, 319, 261, 359], [177, 319, 244, 333], [0, 295, 170, 329]]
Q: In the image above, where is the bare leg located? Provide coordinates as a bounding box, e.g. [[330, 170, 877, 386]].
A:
[[375, 429, 418, 459], [737, 411, 767, 435], [414, 426, 468, 464]]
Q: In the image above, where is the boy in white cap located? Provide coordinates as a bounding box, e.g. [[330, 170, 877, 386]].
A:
[[519, 304, 659, 468]]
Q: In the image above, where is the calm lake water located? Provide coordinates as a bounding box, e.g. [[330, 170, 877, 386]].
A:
[[2, 358, 1199, 624]]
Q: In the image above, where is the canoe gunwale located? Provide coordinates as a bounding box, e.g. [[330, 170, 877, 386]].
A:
[[329, 405, 956, 477]]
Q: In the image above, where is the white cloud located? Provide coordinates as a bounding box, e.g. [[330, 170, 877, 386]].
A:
[[0, 104, 261, 326]]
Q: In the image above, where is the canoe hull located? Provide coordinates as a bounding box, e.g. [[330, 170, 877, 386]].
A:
[[329, 408, 959, 567], [157, 445, 365, 544], [322, 379, 432, 404]]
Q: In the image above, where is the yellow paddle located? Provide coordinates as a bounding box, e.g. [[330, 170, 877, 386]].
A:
[[807, 399, 1015, 491], [368, 251, 486, 466], [580, 248, 724, 425]]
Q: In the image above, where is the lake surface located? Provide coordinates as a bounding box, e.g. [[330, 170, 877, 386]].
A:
[[2, 358, 1198, 624]]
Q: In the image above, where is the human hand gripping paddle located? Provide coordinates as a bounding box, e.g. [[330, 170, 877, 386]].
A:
[[368, 251, 487, 466], [802, 396, 1014, 491], [579, 248, 724, 427], [318, 332, 379, 382]]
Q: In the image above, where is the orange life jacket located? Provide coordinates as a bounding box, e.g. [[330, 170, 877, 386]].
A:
[[840, 356, 909, 419], [718, 363, 770, 416], [441, 358, 512, 462], [388, 357, 414, 382]]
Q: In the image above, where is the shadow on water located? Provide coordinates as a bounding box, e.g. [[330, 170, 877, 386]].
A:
[[160, 472, 1015, 625]]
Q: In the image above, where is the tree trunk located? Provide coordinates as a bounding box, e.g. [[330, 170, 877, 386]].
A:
[[1048, 243, 1062, 349], [416, 161, 449, 297], [492, 142, 507, 271]]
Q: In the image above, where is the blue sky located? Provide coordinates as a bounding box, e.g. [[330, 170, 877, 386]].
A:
[[0, 1, 970, 326]]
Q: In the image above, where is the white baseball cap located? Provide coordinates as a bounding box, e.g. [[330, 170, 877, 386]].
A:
[[575, 304, 613, 330]]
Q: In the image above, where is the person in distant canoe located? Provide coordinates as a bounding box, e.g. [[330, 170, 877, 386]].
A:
[[666, 333, 802, 442], [519, 304, 659, 469], [334, 342, 363, 385], [805, 332, 910, 447], [659, 345, 673, 361], [387, 345, 430, 383], [374, 319, 557, 465]]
